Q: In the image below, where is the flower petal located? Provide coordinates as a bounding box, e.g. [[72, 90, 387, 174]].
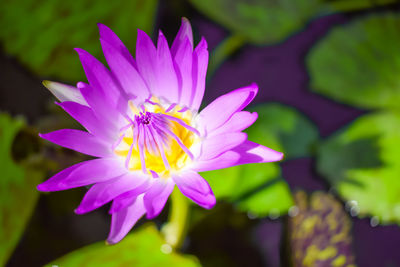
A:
[[135, 29, 158, 95], [98, 23, 136, 67], [43, 81, 87, 106], [109, 190, 140, 214], [190, 37, 208, 110], [37, 158, 126, 191], [100, 36, 149, 102], [195, 132, 247, 160], [75, 173, 150, 214], [191, 151, 240, 172], [74, 48, 123, 108], [156, 30, 179, 103], [173, 171, 215, 209], [210, 111, 258, 137], [232, 141, 284, 164], [39, 129, 111, 157], [192, 141, 283, 171], [171, 17, 193, 57], [57, 101, 113, 141], [107, 194, 146, 245], [78, 82, 122, 131], [143, 179, 175, 219], [197, 83, 258, 135], [173, 37, 193, 108]]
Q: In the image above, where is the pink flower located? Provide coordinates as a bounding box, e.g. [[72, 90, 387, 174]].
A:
[[38, 18, 283, 244]]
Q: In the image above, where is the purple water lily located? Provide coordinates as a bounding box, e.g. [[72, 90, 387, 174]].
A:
[[38, 18, 283, 244]]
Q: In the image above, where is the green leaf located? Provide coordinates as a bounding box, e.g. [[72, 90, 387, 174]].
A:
[[188, 0, 397, 45], [0, 113, 44, 266], [316, 111, 400, 224], [188, 0, 324, 45], [308, 12, 400, 110], [0, 114, 25, 187], [327, 0, 397, 12], [234, 164, 293, 217], [202, 103, 318, 217], [0, 0, 158, 82], [46, 224, 200, 267], [202, 162, 289, 218]]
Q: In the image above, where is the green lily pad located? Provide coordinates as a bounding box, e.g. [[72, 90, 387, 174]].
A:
[[202, 161, 290, 218], [328, 0, 397, 11], [234, 164, 292, 217], [202, 104, 319, 217], [0, 114, 25, 187], [189, 0, 324, 45], [316, 111, 400, 224], [189, 0, 397, 45], [0, 113, 44, 266], [308, 13, 400, 110], [0, 0, 158, 82], [46, 224, 200, 267]]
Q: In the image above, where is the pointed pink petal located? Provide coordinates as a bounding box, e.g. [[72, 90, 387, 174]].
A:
[[99, 40, 149, 103], [232, 141, 284, 165], [57, 101, 113, 141], [39, 129, 111, 157], [191, 151, 240, 172], [196, 132, 247, 160], [109, 190, 141, 214], [143, 179, 175, 219], [107, 194, 146, 244], [190, 37, 208, 110], [198, 84, 258, 135], [173, 171, 215, 209], [135, 29, 158, 95], [174, 37, 193, 107], [98, 23, 136, 67], [43, 81, 87, 105], [75, 173, 150, 214], [193, 142, 283, 171], [74, 48, 123, 108], [77, 82, 122, 131], [37, 158, 126, 191], [171, 17, 193, 56], [156, 30, 179, 103], [210, 111, 258, 137]]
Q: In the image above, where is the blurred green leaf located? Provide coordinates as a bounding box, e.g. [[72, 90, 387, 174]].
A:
[[289, 191, 355, 267], [0, 114, 25, 186], [316, 111, 400, 224], [188, 0, 397, 45], [189, 0, 324, 45], [202, 162, 290, 218], [0, 0, 158, 81], [308, 13, 400, 110], [328, 0, 397, 12], [0, 113, 44, 266], [202, 104, 318, 217], [47, 224, 200, 267], [234, 164, 292, 217]]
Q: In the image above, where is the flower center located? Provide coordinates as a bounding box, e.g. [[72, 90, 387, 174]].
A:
[[136, 112, 151, 125], [113, 98, 199, 178]]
